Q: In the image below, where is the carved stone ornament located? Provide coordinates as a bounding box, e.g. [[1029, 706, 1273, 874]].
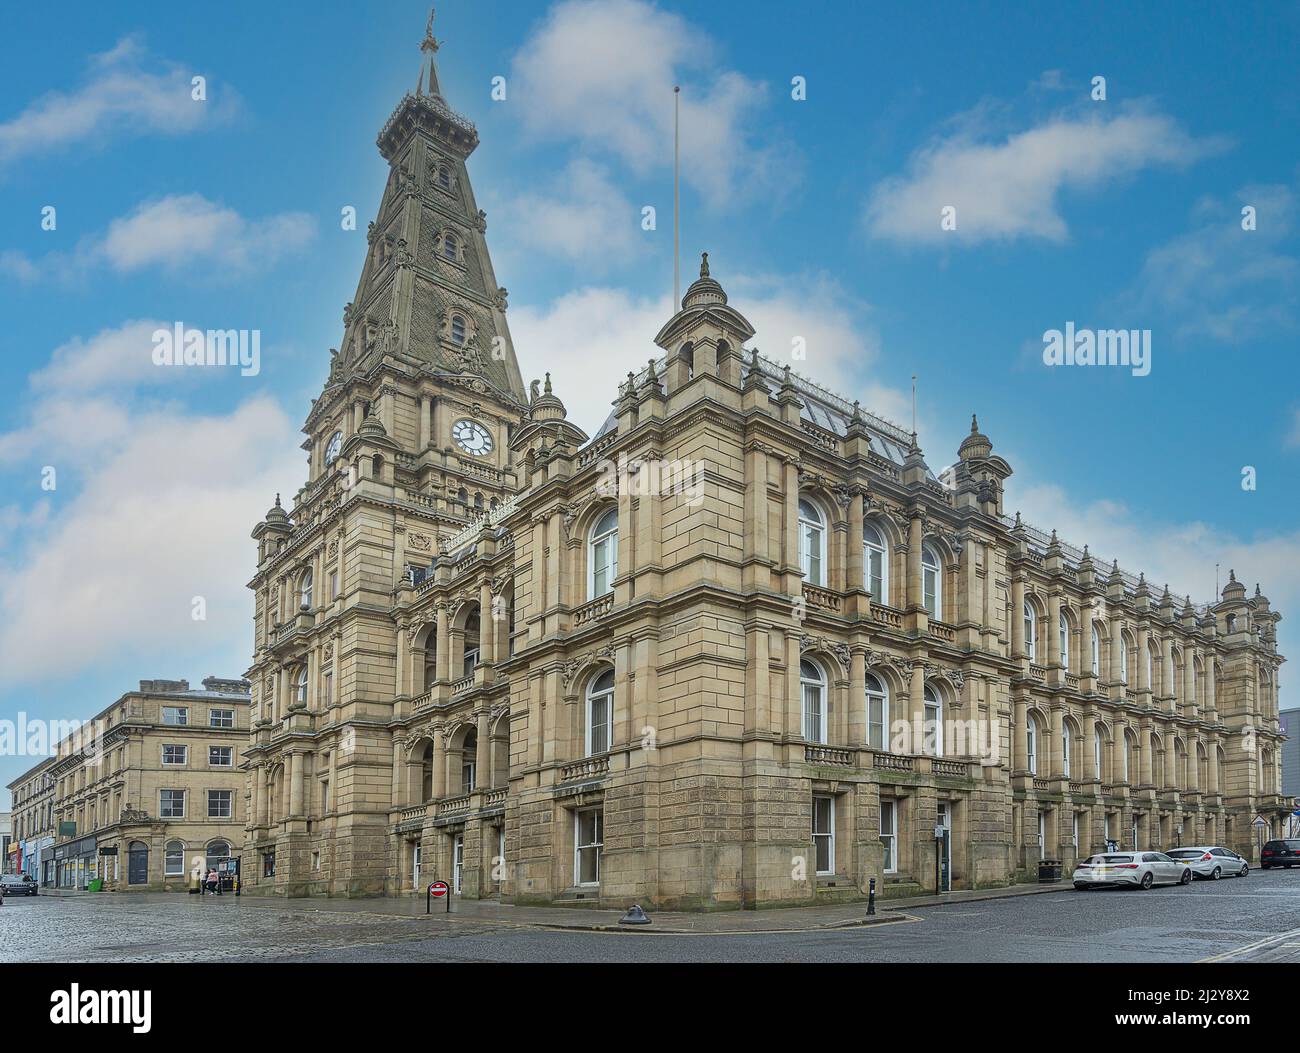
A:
[[561, 644, 617, 689], [408, 532, 433, 552]]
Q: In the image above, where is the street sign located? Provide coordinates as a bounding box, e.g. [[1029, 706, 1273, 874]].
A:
[[426, 879, 451, 914], [1253, 815, 1268, 829]]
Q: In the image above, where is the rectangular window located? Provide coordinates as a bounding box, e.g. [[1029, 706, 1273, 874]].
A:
[[813, 795, 835, 875], [312, 851, 321, 871], [923, 568, 938, 619], [321, 778, 330, 815], [412, 844, 422, 888], [880, 800, 897, 873], [866, 547, 884, 604], [164, 845, 184, 876], [161, 744, 188, 766], [575, 808, 603, 886], [463, 648, 479, 677], [453, 834, 464, 893], [330, 570, 339, 600], [208, 790, 233, 819], [1072, 812, 1079, 849], [208, 746, 233, 767], [868, 693, 886, 751], [209, 708, 234, 729], [322, 671, 333, 707], [160, 789, 185, 818], [462, 758, 476, 794], [802, 684, 822, 743], [263, 852, 276, 878], [162, 707, 188, 726]]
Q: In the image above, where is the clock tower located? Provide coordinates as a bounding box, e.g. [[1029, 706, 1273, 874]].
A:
[[244, 9, 535, 895]]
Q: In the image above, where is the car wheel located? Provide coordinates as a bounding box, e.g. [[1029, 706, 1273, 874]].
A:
[[1073, 883, 1089, 891], [1212, 866, 1222, 880], [1240, 865, 1249, 877], [1180, 869, 1192, 885], [1140, 871, 1154, 890]]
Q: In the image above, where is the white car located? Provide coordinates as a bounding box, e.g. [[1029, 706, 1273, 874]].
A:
[[1072, 852, 1193, 890], [1164, 846, 1249, 880]]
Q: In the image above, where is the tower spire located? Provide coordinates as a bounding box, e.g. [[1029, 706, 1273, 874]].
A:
[[418, 5, 442, 96]]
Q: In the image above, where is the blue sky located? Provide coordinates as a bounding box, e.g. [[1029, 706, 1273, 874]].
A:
[[2, 0, 1298, 805]]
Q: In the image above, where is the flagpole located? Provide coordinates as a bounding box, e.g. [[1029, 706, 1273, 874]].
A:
[[673, 85, 681, 310]]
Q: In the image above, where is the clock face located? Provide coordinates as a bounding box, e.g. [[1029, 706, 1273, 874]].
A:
[[452, 419, 494, 456], [324, 430, 342, 463]]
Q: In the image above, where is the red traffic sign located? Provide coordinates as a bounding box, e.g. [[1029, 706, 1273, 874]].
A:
[[429, 881, 450, 898]]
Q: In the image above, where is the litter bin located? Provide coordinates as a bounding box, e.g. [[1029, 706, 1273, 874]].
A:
[[1037, 860, 1062, 883], [87, 879, 104, 892]]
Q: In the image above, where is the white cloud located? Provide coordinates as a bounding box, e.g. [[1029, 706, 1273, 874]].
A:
[[29, 319, 172, 394], [867, 107, 1224, 245], [3, 194, 316, 281], [509, 270, 905, 439], [492, 158, 641, 265], [0, 35, 237, 166], [1125, 184, 1298, 343], [0, 395, 299, 684], [509, 0, 787, 208]]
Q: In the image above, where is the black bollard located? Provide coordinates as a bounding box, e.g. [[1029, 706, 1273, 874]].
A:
[[867, 877, 876, 916]]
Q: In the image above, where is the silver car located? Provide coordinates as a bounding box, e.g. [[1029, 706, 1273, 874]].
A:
[[1164, 846, 1249, 880], [1072, 851, 1193, 890]]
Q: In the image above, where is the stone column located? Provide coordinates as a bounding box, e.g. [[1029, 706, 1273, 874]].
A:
[[1108, 613, 1125, 700], [909, 661, 925, 754], [783, 459, 800, 574], [1083, 708, 1098, 782], [1184, 651, 1198, 718], [906, 513, 923, 612], [1136, 623, 1151, 698], [431, 725, 446, 799], [479, 580, 495, 666], [289, 751, 305, 818], [1204, 662, 1217, 720], [1013, 695, 1028, 772], [476, 709, 491, 788], [252, 764, 266, 828], [1011, 574, 1026, 662], [847, 492, 864, 594], [1050, 705, 1065, 779], [1162, 634, 1176, 710], [435, 604, 450, 683], [1139, 721, 1153, 787], [848, 648, 866, 746]]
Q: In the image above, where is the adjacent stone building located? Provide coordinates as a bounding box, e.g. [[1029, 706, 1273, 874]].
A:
[[239, 14, 1289, 906], [7, 757, 55, 883], [43, 678, 250, 890]]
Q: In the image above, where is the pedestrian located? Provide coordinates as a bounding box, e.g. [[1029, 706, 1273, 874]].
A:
[[206, 868, 219, 895]]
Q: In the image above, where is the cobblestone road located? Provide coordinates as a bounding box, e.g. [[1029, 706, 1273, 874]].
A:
[[5, 868, 1299, 963]]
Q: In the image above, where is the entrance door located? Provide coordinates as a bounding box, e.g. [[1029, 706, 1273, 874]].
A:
[[127, 841, 149, 885], [1037, 811, 1046, 859], [937, 802, 952, 892], [453, 834, 464, 894]]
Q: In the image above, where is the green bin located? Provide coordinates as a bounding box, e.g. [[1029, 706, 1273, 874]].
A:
[[87, 879, 104, 892]]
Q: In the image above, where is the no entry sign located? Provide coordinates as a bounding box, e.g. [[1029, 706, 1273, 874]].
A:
[[426, 880, 451, 914]]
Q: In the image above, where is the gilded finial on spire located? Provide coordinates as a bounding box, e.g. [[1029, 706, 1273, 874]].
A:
[[421, 5, 439, 52]]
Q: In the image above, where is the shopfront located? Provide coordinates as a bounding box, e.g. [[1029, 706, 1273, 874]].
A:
[[54, 835, 99, 889]]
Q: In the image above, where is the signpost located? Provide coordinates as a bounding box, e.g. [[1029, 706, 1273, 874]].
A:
[[1253, 814, 1268, 862], [426, 880, 450, 914]]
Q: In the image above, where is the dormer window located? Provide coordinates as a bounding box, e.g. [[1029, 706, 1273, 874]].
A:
[[442, 232, 459, 262], [438, 165, 452, 190], [450, 314, 467, 345]]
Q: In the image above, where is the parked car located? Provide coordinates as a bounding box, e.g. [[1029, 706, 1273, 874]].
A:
[[0, 874, 39, 896], [1164, 846, 1249, 879], [1260, 840, 1300, 868], [1072, 852, 1193, 890]]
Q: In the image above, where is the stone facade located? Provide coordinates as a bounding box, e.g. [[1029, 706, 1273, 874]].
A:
[[41, 678, 251, 891], [7, 757, 55, 882], [238, 16, 1289, 907]]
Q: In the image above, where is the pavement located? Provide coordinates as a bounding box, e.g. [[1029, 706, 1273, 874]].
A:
[[31, 876, 1076, 933], [7, 869, 1299, 962]]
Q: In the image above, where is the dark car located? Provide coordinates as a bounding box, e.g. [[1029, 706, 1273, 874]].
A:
[[1260, 839, 1300, 869], [0, 873, 39, 896]]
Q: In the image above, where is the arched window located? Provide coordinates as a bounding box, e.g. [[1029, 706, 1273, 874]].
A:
[[450, 313, 466, 345], [865, 673, 889, 751], [588, 507, 619, 598], [437, 165, 452, 189], [923, 685, 943, 756], [164, 840, 185, 877], [1024, 602, 1037, 662], [800, 659, 827, 744], [420, 743, 434, 801], [298, 568, 313, 610], [1120, 636, 1130, 684], [461, 730, 477, 792], [1059, 611, 1070, 669], [1094, 727, 1104, 780], [1091, 625, 1101, 677], [442, 231, 459, 261], [863, 521, 888, 604], [1151, 735, 1164, 786], [1146, 645, 1156, 692], [1062, 723, 1072, 778], [1122, 732, 1134, 783], [921, 544, 941, 619], [798, 499, 826, 587], [206, 841, 231, 874], [463, 610, 481, 675], [294, 666, 308, 706], [1027, 714, 1040, 774], [586, 669, 615, 756]]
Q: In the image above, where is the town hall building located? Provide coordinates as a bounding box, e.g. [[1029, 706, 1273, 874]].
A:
[[239, 12, 1289, 906]]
